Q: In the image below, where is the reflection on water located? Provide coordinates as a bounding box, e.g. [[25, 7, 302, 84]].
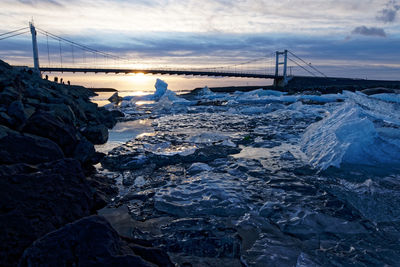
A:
[[135, 100, 155, 106], [95, 119, 154, 153]]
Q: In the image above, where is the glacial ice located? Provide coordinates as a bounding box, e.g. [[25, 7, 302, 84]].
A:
[[301, 91, 400, 170], [153, 78, 168, 100], [370, 93, 400, 104]]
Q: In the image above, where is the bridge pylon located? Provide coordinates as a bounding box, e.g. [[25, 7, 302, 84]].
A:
[[29, 22, 40, 74], [274, 50, 288, 87]]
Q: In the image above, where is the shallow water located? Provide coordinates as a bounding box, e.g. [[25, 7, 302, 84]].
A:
[[97, 89, 400, 266]]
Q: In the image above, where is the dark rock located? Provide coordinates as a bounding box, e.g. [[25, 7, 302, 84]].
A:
[[97, 107, 118, 128], [8, 100, 27, 127], [0, 111, 13, 126], [24, 86, 54, 102], [87, 174, 118, 209], [0, 86, 20, 105], [73, 135, 96, 163], [110, 109, 125, 118], [82, 124, 109, 144], [361, 87, 396, 95], [23, 111, 78, 157], [19, 216, 153, 267], [23, 105, 35, 120], [0, 159, 94, 266], [108, 92, 122, 103], [42, 103, 76, 125], [0, 125, 64, 164], [124, 238, 175, 267]]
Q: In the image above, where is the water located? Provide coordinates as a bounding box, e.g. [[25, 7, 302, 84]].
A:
[[97, 85, 400, 266]]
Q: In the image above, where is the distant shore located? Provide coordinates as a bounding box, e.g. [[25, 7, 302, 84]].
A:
[[89, 87, 118, 92]]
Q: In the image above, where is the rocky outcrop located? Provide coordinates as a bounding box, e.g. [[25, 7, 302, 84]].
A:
[[0, 159, 94, 266], [19, 216, 156, 267], [0, 125, 64, 164], [0, 60, 156, 267]]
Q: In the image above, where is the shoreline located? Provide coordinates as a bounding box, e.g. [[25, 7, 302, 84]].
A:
[[0, 59, 172, 266]]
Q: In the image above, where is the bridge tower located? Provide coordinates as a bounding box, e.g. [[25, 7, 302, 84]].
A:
[[274, 50, 288, 87], [29, 22, 40, 73]]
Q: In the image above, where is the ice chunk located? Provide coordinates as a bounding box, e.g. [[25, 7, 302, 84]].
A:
[[187, 162, 213, 174], [239, 106, 266, 114], [189, 132, 230, 144], [301, 93, 400, 170], [370, 93, 400, 104], [153, 88, 193, 114], [240, 89, 286, 98], [196, 86, 214, 96], [154, 78, 168, 100], [300, 94, 345, 103]]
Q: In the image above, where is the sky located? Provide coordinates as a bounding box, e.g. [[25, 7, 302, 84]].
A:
[[0, 0, 399, 90]]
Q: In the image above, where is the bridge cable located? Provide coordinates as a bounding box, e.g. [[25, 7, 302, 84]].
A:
[[0, 27, 29, 37], [288, 57, 317, 77], [0, 30, 30, 41], [36, 27, 128, 62], [288, 50, 327, 77], [71, 44, 74, 65], [46, 33, 51, 67], [59, 39, 63, 68]]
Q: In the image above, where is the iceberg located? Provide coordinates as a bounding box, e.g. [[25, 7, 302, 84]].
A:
[[153, 78, 168, 100]]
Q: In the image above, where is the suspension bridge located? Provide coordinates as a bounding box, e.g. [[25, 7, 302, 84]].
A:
[[2, 23, 399, 89]]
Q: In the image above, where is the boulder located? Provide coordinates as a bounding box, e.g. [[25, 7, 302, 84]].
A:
[[98, 107, 118, 128], [24, 86, 54, 102], [108, 92, 122, 103], [0, 159, 95, 266], [41, 103, 76, 126], [23, 111, 78, 157], [19, 216, 153, 267], [0, 86, 20, 105], [7, 100, 27, 127], [82, 124, 109, 144], [73, 135, 96, 164], [0, 111, 13, 126], [0, 125, 64, 165]]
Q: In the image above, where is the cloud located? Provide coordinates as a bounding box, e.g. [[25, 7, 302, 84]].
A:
[[18, 0, 63, 6], [351, 26, 387, 37], [376, 0, 400, 23]]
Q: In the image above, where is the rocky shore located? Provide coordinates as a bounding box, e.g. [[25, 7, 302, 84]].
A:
[[0, 60, 171, 266]]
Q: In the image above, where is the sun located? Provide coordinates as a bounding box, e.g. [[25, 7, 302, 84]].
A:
[[127, 72, 151, 84]]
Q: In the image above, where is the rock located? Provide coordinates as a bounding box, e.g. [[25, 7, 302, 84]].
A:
[[108, 92, 122, 103], [73, 135, 96, 163], [0, 86, 20, 105], [0, 159, 95, 266], [97, 107, 118, 128], [361, 87, 395, 95], [42, 103, 76, 125], [24, 86, 54, 102], [124, 238, 175, 267], [23, 111, 78, 157], [19, 216, 154, 267], [82, 124, 109, 144], [7, 100, 27, 127], [0, 125, 64, 164], [110, 109, 125, 118], [0, 111, 13, 126]]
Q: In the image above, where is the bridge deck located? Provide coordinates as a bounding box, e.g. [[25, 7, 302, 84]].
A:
[[39, 67, 279, 79]]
